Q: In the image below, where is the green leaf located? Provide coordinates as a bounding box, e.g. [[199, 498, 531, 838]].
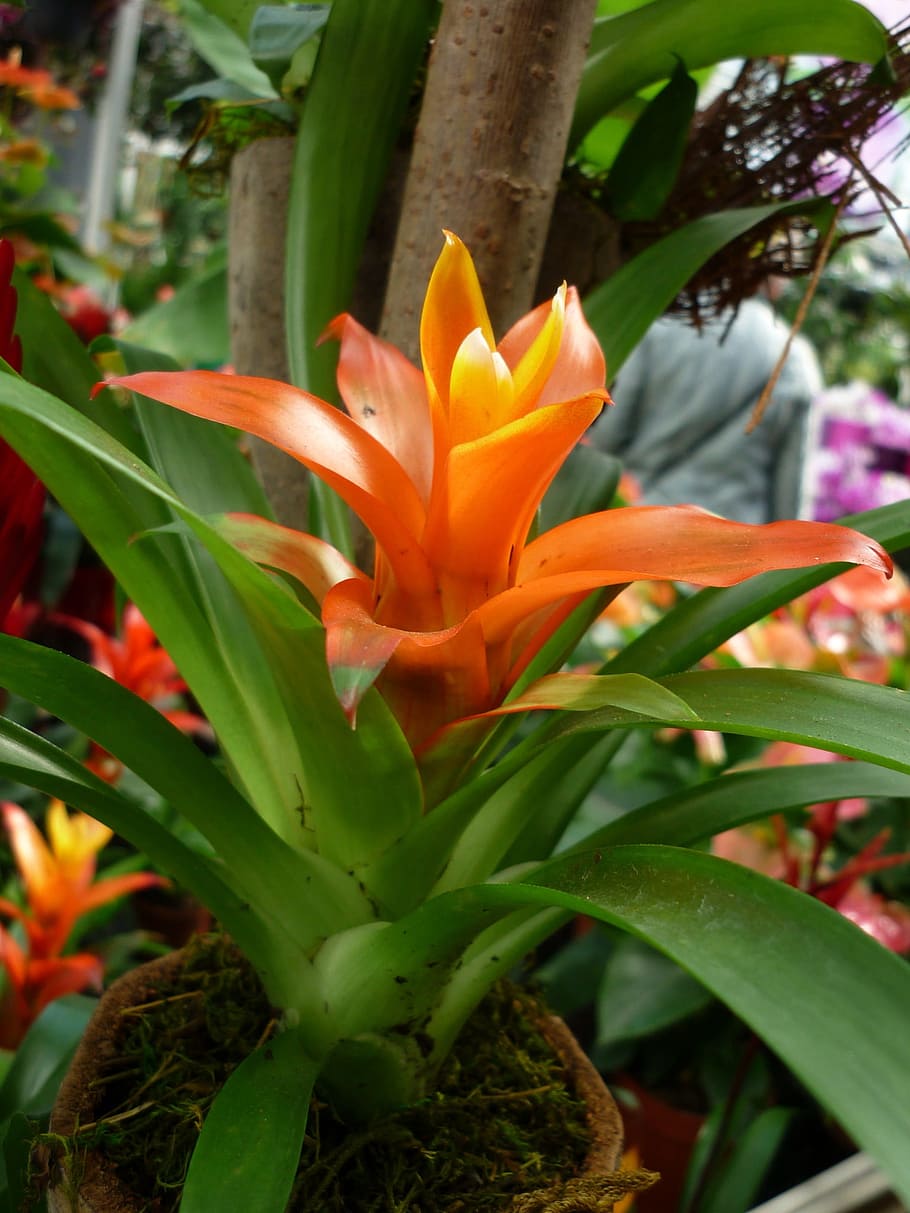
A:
[[584, 199, 834, 379], [193, 0, 259, 39], [486, 846, 910, 1204], [554, 669, 910, 776], [539, 442, 623, 533], [605, 499, 910, 677], [1, 1113, 34, 1213], [0, 634, 371, 949], [284, 0, 436, 552], [249, 4, 329, 90], [167, 79, 295, 122], [499, 671, 697, 718], [0, 997, 95, 1122], [0, 211, 82, 254], [118, 252, 230, 369], [583, 761, 910, 849], [695, 1107, 795, 1213], [0, 715, 248, 937], [180, 1027, 317, 1213], [175, 0, 277, 97], [605, 57, 697, 221], [594, 936, 713, 1049], [115, 343, 272, 518], [572, 0, 889, 146], [108, 343, 326, 847], [11, 270, 137, 450]]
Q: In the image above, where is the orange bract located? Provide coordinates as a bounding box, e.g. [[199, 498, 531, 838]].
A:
[[0, 801, 166, 1046], [103, 233, 892, 759]]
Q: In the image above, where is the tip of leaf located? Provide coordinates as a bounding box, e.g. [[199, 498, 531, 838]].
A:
[[317, 314, 349, 348], [338, 690, 360, 730]]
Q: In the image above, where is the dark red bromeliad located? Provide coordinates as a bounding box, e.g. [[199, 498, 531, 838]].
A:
[[0, 239, 44, 629]]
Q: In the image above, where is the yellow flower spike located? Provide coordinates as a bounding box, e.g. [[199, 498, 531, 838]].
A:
[[508, 284, 567, 414], [447, 328, 516, 446], [46, 799, 112, 881], [420, 231, 495, 413], [498, 286, 607, 408]]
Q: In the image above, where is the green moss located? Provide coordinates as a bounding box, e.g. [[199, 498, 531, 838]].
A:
[[291, 984, 592, 1212], [40, 937, 600, 1212]]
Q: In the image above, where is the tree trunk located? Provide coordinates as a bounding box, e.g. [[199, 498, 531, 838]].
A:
[[380, 0, 598, 359]]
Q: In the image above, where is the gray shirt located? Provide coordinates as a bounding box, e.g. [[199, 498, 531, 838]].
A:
[[592, 298, 823, 524]]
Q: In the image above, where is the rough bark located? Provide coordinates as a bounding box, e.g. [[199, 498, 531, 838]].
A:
[[228, 136, 310, 531], [380, 0, 598, 359]]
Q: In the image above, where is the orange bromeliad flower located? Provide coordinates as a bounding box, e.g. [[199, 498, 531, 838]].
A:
[[0, 52, 80, 109], [0, 800, 165, 958], [103, 233, 892, 755], [0, 801, 166, 1046]]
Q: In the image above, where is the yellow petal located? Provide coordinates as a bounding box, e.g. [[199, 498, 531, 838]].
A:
[[448, 328, 516, 446], [499, 285, 606, 407], [420, 232, 495, 413], [506, 285, 567, 415], [46, 800, 111, 866]]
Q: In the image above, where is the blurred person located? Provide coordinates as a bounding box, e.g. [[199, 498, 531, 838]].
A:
[[592, 287, 822, 524]]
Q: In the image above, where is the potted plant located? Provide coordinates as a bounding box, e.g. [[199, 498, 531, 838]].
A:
[[1, 219, 909, 1210]]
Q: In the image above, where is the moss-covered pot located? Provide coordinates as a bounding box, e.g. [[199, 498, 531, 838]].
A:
[[43, 938, 646, 1212]]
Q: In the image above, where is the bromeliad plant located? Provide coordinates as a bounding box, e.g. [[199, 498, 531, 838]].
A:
[[1, 234, 910, 1210], [0, 799, 165, 1048]]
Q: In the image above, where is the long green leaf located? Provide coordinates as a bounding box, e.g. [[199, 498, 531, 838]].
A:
[[0, 714, 326, 1015], [605, 57, 697, 222], [0, 996, 95, 1121], [113, 339, 320, 840], [572, 0, 889, 146], [555, 669, 910, 776], [284, 0, 433, 400], [180, 1026, 317, 1213], [284, 0, 435, 552], [696, 1107, 795, 1213], [581, 761, 910, 850], [0, 716, 245, 935], [12, 270, 138, 450], [0, 635, 371, 949], [584, 199, 833, 378], [475, 846, 910, 1204]]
